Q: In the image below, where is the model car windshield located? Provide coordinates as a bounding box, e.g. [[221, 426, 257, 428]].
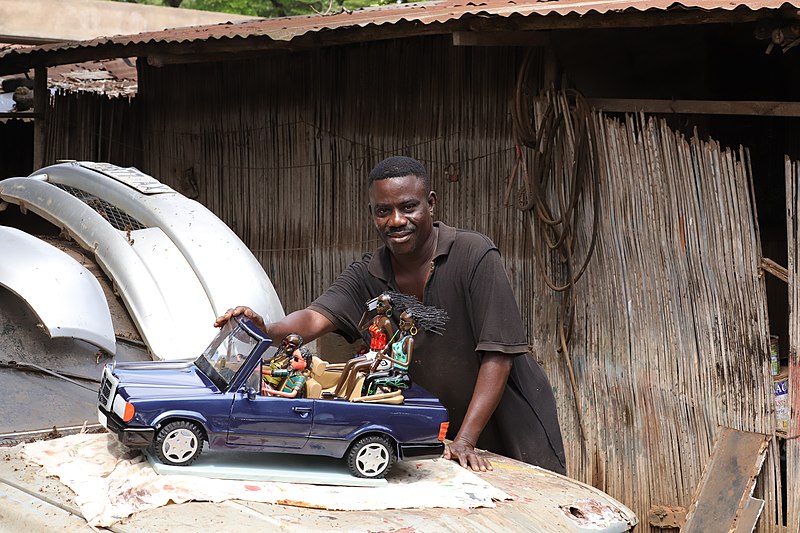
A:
[[194, 318, 259, 390]]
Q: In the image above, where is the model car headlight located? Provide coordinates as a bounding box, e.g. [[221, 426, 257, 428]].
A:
[[112, 395, 136, 422], [438, 422, 449, 441]]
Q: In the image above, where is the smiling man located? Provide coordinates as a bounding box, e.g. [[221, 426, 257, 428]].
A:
[[217, 156, 566, 474]]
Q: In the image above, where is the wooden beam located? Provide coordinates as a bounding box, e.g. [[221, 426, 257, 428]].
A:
[[33, 66, 47, 170], [587, 97, 800, 118], [0, 112, 40, 120], [452, 30, 549, 47]]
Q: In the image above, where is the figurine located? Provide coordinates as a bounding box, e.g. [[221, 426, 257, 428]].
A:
[[361, 303, 449, 397], [263, 333, 303, 388], [332, 293, 396, 397], [262, 347, 312, 398]]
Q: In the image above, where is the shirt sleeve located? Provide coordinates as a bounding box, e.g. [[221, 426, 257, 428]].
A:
[[308, 257, 375, 344], [468, 248, 529, 356]]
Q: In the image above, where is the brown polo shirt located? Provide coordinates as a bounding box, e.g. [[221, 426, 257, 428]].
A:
[[310, 222, 566, 473]]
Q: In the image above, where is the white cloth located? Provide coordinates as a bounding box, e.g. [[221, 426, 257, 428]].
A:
[[22, 433, 510, 527]]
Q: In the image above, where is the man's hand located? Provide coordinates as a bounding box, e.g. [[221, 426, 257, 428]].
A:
[[214, 306, 266, 330], [443, 352, 512, 473], [443, 438, 492, 472]]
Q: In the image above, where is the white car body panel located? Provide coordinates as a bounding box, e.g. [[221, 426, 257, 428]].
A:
[[0, 162, 285, 360], [34, 162, 285, 324], [0, 225, 116, 354], [0, 178, 201, 359]]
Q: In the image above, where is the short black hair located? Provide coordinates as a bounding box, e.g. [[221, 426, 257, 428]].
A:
[[368, 156, 429, 191]]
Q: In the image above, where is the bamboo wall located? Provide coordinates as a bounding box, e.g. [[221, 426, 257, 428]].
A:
[[41, 35, 783, 531], [42, 90, 140, 168]]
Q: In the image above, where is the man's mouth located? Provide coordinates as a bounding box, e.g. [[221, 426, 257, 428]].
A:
[[387, 230, 413, 243]]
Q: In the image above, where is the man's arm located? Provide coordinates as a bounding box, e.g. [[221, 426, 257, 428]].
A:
[[215, 307, 336, 343], [443, 351, 513, 472]]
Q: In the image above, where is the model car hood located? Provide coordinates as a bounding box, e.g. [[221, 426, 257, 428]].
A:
[[114, 361, 218, 397]]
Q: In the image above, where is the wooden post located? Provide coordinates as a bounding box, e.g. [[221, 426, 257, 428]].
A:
[[33, 66, 48, 170]]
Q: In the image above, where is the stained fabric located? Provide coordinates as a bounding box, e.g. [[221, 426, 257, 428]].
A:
[[311, 222, 566, 474]]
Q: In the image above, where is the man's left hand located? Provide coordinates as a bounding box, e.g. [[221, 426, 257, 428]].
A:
[[443, 438, 492, 472]]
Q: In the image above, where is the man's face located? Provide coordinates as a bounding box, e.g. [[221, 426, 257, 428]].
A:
[[368, 175, 436, 257]]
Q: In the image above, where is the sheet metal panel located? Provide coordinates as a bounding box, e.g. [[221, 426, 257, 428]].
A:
[[0, 177, 213, 360], [0, 0, 795, 61], [0, 225, 116, 353], [36, 162, 286, 326]]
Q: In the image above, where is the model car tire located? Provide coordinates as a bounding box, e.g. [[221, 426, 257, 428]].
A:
[[347, 434, 396, 478], [152, 420, 204, 466]]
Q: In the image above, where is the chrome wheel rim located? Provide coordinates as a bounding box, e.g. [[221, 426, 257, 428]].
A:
[[355, 443, 389, 476], [162, 428, 198, 463]]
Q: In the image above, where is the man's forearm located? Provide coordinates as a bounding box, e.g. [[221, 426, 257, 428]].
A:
[[455, 352, 513, 446], [265, 308, 336, 343]]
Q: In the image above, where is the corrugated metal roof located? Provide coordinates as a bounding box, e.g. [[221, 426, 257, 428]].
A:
[[0, 0, 797, 67]]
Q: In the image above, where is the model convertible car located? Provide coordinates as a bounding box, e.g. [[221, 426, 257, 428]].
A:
[[97, 317, 449, 478]]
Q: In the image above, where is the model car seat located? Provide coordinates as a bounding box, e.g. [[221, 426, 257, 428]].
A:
[[305, 355, 334, 399]]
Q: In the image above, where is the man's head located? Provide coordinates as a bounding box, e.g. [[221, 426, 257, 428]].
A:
[[368, 156, 437, 258], [368, 156, 430, 193]]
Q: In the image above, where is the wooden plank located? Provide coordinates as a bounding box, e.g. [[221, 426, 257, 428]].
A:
[[683, 427, 770, 533], [587, 97, 800, 117], [32, 66, 47, 170], [0, 112, 41, 119], [734, 497, 766, 533], [785, 156, 800, 531]]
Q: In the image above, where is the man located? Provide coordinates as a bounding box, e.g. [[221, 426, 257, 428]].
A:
[[216, 156, 566, 474]]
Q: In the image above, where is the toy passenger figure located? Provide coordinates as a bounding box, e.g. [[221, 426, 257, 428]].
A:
[[263, 333, 303, 388], [262, 347, 312, 398], [363, 303, 448, 396], [333, 293, 395, 397]]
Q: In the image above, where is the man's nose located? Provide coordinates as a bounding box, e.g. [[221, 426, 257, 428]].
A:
[[388, 209, 407, 226]]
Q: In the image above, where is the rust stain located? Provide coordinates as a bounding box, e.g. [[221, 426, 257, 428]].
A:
[[560, 498, 629, 528]]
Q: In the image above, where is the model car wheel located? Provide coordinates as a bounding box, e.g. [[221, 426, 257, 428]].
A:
[[347, 435, 396, 478], [153, 421, 203, 466]]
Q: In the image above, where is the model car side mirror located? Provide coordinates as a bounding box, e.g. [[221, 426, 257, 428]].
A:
[[238, 385, 258, 401]]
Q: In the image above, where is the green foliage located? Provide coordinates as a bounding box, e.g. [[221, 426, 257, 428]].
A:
[[112, 0, 400, 18]]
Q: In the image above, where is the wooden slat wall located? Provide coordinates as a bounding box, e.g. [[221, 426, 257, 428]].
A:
[[42, 90, 140, 168], [60, 36, 781, 531], [136, 39, 529, 314], [524, 109, 779, 530]]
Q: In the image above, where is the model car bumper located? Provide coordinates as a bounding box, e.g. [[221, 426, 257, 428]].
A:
[[399, 442, 444, 461], [98, 407, 155, 448]]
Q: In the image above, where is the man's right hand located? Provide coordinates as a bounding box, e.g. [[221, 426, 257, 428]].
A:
[[214, 306, 266, 330]]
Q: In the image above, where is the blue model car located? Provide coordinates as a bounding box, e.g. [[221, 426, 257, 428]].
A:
[[97, 317, 449, 479]]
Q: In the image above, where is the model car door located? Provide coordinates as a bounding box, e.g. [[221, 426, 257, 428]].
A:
[[227, 393, 313, 449]]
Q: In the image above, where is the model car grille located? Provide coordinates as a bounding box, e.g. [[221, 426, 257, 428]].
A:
[[98, 368, 119, 411]]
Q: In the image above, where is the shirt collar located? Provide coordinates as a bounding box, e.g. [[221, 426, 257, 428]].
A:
[[368, 221, 455, 285]]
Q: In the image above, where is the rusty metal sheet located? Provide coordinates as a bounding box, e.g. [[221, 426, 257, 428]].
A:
[[0, 0, 796, 63], [682, 427, 770, 533]]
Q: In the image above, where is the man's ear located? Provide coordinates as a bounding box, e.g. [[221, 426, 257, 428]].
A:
[[428, 191, 437, 215], [368, 202, 373, 217]]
